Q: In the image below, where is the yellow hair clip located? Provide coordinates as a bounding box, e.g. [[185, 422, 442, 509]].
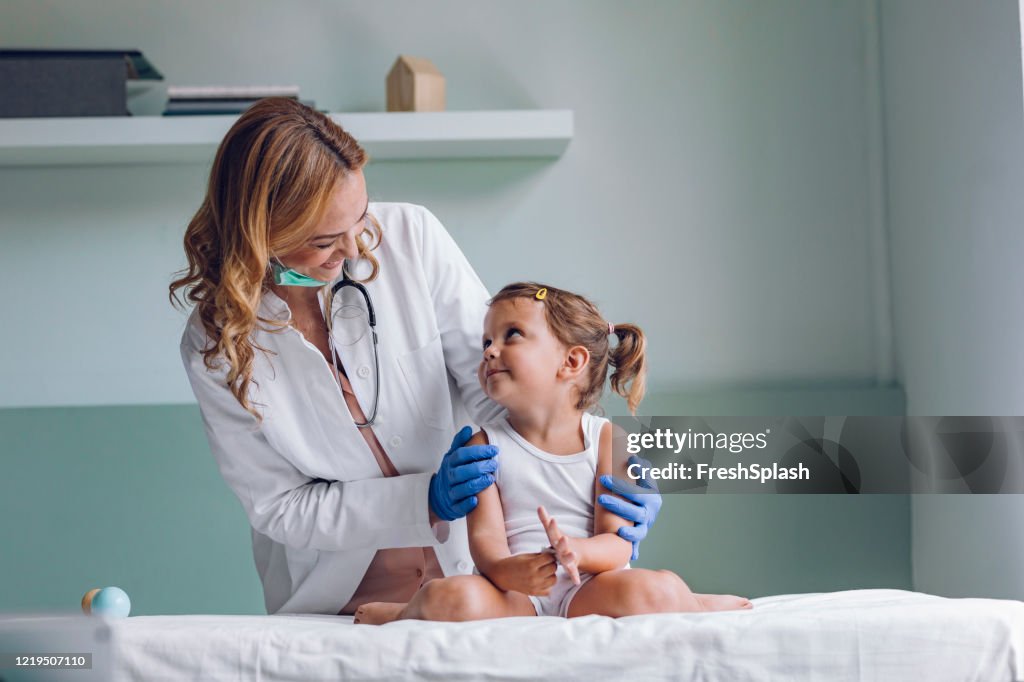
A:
[[535, 288, 547, 300]]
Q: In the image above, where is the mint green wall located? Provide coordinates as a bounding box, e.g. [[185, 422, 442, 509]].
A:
[[880, 0, 1024, 600], [0, 0, 889, 407], [0, 405, 263, 615], [0, 1, 915, 614], [1, 386, 907, 615], [618, 385, 910, 599]]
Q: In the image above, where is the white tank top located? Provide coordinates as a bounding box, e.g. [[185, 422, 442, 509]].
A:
[[482, 412, 607, 556]]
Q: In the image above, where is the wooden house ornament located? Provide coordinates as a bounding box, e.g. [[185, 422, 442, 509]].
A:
[[387, 55, 445, 112]]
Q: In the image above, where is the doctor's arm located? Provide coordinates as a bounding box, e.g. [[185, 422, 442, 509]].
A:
[[182, 333, 440, 553], [416, 208, 504, 426]]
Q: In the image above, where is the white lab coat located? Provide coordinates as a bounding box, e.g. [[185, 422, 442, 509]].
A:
[[180, 202, 502, 614]]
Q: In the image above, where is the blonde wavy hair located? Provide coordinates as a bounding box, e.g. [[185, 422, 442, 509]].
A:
[[169, 97, 381, 421]]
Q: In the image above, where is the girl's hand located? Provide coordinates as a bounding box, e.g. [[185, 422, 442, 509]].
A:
[[537, 506, 581, 585], [492, 553, 558, 595]]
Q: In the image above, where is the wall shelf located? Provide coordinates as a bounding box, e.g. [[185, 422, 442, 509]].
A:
[[0, 110, 573, 166]]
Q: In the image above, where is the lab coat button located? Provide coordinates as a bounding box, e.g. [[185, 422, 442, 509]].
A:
[[456, 560, 471, 572], [389, 435, 402, 448], [357, 365, 371, 379]]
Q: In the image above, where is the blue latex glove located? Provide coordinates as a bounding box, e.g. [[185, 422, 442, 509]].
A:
[[429, 426, 499, 521], [598, 455, 663, 561]]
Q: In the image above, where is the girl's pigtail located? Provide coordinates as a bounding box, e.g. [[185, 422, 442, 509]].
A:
[[609, 323, 647, 415]]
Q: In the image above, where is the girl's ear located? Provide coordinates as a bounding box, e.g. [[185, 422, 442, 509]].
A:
[[559, 345, 590, 380]]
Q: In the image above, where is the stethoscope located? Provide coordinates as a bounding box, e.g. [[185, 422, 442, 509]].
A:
[[325, 267, 380, 429]]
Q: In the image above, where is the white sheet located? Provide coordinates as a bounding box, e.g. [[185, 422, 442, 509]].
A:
[[110, 589, 1024, 681]]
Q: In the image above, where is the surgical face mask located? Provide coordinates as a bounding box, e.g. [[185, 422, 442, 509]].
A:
[[270, 258, 327, 287]]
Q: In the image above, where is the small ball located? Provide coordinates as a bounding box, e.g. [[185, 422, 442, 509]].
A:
[[81, 588, 101, 614], [90, 586, 131, 618]]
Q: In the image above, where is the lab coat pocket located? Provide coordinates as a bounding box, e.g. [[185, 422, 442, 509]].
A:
[[397, 334, 453, 430]]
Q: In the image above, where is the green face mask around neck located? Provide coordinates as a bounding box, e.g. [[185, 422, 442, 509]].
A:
[[270, 259, 328, 287]]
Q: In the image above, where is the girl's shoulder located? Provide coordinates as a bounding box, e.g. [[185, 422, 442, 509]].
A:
[[477, 418, 509, 444], [582, 412, 611, 445]]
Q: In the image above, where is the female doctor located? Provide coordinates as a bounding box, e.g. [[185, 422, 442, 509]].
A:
[[171, 98, 662, 616]]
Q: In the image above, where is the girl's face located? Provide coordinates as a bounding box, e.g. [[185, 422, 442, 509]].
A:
[[478, 298, 568, 410], [278, 169, 368, 282]]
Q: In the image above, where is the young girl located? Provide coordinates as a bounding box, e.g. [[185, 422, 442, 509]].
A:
[[355, 282, 751, 623]]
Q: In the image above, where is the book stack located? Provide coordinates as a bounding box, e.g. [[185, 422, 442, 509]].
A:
[[162, 85, 314, 116]]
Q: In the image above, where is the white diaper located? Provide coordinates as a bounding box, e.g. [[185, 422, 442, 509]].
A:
[[528, 565, 595, 618]]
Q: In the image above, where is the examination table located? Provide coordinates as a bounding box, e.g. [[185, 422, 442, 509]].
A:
[[102, 589, 1024, 680]]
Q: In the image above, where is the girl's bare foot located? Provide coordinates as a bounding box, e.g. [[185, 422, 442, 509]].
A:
[[353, 601, 406, 625], [695, 594, 753, 612]]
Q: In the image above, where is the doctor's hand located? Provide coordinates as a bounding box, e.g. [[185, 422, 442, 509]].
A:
[[598, 455, 663, 561], [429, 426, 499, 522]]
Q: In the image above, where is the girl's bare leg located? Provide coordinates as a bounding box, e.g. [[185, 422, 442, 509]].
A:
[[355, 575, 536, 624], [566, 569, 751, 618], [353, 602, 405, 624], [694, 593, 753, 611]]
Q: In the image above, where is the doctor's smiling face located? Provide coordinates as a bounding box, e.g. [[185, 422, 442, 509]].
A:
[[478, 297, 569, 411], [275, 168, 368, 282]]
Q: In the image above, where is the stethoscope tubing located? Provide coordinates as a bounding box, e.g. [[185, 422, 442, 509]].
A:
[[327, 272, 380, 429]]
